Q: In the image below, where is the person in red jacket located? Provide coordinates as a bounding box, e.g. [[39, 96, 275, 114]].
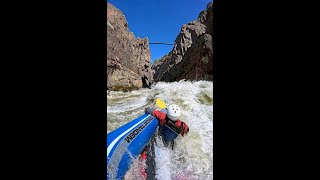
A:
[[145, 104, 189, 149]]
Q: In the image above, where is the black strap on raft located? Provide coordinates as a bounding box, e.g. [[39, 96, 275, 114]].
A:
[[144, 134, 157, 180], [171, 141, 175, 150]]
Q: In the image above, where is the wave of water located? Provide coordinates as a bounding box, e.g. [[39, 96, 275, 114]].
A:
[[107, 80, 213, 180]]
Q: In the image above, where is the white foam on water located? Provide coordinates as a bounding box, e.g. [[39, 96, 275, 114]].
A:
[[124, 154, 147, 180], [107, 80, 213, 179], [107, 96, 149, 113]]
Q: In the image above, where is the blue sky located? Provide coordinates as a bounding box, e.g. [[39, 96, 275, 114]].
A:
[[108, 0, 213, 64]]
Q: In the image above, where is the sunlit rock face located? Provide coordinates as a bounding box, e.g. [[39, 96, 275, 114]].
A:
[[107, 2, 153, 91], [152, 2, 214, 82]]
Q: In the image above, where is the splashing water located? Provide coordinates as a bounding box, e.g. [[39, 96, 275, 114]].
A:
[[107, 80, 213, 180]]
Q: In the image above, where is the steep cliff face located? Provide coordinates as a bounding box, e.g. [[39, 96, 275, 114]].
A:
[[152, 2, 214, 82], [107, 3, 153, 91]]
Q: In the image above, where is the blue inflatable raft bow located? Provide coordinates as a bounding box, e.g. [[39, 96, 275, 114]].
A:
[[107, 113, 158, 180]]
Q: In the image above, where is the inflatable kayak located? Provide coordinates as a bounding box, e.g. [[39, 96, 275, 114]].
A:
[[107, 113, 159, 180]]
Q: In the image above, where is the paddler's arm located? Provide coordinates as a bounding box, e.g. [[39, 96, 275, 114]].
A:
[[180, 121, 190, 137], [145, 107, 166, 125]]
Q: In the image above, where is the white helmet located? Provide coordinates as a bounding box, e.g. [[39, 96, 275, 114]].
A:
[[167, 104, 181, 121]]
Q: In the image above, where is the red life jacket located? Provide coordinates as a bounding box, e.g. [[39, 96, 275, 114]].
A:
[[165, 117, 184, 135], [152, 110, 189, 136]]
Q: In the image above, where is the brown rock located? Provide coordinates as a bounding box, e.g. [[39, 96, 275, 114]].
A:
[[107, 3, 153, 91], [152, 2, 214, 82]]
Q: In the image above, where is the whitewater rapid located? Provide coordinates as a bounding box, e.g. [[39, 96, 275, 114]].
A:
[[107, 80, 213, 180]]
